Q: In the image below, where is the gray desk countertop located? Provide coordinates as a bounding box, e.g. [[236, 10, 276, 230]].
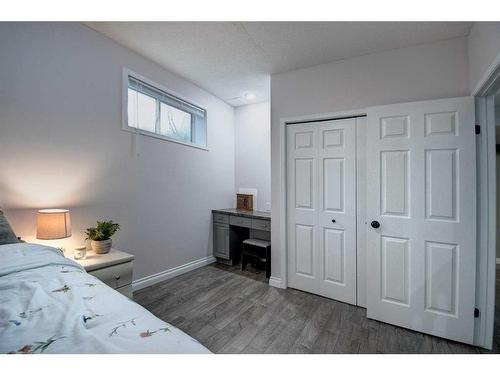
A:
[[212, 208, 271, 220]]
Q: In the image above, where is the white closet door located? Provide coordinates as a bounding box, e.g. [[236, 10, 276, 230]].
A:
[[366, 97, 476, 344], [287, 122, 318, 294], [317, 119, 357, 303], [287, 118, 357, 304]]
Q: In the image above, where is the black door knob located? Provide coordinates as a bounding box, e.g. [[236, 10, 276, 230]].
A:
[[371, 220, 380, 229], [331, 219, 336, 223]]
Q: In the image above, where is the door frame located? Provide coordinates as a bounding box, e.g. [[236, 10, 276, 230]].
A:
[[277, 108, 367, 293], [471, 53, 500, 349]]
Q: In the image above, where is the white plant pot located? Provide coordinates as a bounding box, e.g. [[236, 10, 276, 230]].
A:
[[91, 239, 112, 254]]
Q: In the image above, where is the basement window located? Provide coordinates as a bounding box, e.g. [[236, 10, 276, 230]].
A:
[[123, 69, 207, 149]]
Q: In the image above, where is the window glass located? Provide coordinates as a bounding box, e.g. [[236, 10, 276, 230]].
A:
[[127, 88, 137, 128], [160, 102, 192, 142], [125, 74, 207, 148]]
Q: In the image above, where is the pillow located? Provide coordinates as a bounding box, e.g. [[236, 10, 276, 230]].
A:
[[0, 209, 19, 245]]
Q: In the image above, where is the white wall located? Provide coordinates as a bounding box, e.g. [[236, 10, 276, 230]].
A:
[[467, 22, 500, 93], [234, 102, 271, 211], [0, 23, 235, 281], [270, 37, 470, 282]]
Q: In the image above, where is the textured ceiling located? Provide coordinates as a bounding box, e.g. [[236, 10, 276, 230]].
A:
[[85, 22, 472, 107]]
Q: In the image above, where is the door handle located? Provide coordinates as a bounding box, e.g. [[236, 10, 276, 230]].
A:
[[371, 220, 380, 229], [331, 219, 336, 223]]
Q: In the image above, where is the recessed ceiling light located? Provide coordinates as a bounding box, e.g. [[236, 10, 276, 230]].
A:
[[243, 92, 256, 100]]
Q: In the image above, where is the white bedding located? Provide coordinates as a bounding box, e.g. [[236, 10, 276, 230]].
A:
[[0, 243, 211, 354]]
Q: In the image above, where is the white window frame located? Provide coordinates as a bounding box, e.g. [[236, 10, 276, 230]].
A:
[[121, 68, 208, 151]]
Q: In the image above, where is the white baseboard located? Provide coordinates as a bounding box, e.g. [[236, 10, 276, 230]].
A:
[[132, 255, 216, 291], [269, 276, 284, 289]]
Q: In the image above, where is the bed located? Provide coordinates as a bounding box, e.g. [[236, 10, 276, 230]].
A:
[[0, 242, 211, 354]]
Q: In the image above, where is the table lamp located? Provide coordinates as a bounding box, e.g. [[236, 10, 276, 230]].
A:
[[36, 209, 71, 253]]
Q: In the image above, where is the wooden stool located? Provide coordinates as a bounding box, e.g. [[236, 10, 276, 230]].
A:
[[241, 238, 271, 279]]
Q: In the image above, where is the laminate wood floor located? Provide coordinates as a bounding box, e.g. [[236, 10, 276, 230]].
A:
[[134, 263, 500, 354]]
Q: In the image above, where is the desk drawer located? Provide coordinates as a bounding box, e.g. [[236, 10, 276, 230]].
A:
[[89, 261, 133, 290], [252, 218, 271, 231], [213, 213, 229, 224], [229, 216, 252, 228]]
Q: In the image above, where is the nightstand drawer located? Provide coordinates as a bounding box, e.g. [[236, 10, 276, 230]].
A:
[[116, 284, 133, 299], [89, 261, 133, 290]]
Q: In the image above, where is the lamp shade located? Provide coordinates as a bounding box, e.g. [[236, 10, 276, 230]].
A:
[[36, 209, 71, 240]]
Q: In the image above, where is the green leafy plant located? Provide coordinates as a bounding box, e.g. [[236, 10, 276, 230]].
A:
[[85, 220, 120, 241]]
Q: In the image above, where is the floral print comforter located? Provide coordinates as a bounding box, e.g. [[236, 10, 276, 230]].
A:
[[0, 243, 211, 354]]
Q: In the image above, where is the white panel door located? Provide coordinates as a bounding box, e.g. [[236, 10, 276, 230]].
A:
[[366, 97, 476, 344], [287, 118, 357, 304], [287, 123, 318, 294]]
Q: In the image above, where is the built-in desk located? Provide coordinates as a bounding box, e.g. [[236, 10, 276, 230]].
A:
[[212, 209, 271, 265]]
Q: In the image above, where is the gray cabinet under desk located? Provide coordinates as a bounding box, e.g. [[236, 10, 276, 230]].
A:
[[212, 209, 271, 265]]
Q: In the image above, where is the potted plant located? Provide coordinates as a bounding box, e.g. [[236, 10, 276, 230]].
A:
[[85, 220, 120, 254]]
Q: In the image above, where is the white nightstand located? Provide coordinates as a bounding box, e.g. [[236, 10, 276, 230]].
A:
[[71, 248, 134, 299]]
